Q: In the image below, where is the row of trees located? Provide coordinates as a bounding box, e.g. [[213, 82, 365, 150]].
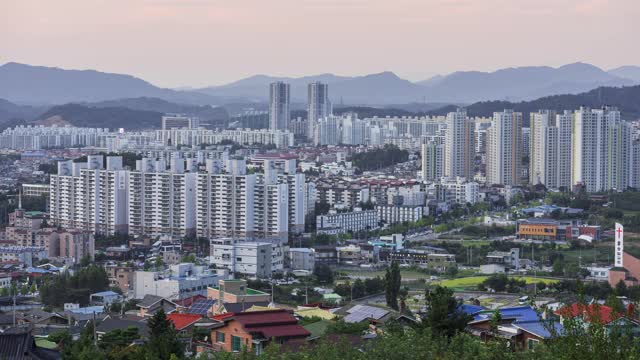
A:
[[334, 277, 385, 300]]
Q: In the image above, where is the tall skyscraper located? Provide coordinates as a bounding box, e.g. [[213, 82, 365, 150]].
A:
[[269, 82, 290, 130], [444, 109, 475, 179], [486, 110, 523, 186], [307, 82, 331, 139]]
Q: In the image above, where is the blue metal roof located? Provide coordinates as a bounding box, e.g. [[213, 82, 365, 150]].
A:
[[459, 304, 484, 315], [513, 320, 564, 339], [472, 305, 540, 323]]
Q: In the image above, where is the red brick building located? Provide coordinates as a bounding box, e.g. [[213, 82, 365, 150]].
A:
[[210, 309, 309, 354], [608, 252, 640, 287]]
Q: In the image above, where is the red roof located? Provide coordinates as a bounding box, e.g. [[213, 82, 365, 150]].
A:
[[555, 303, 621, 324], [211, 312, 235, 321], [228, 310, 310, 338], [167, 313, 201, 330], [249, 324, 311, 338]]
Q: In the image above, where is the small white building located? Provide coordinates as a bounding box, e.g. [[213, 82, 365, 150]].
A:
[[210, 238, 285, 278], [133, 263, 227, 300]]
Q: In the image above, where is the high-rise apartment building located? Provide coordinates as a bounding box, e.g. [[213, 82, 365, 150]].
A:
[[49, 155, 128, 235], [486, 110, 523, 186], [307, 82, 331, 140], [269, 82, 290, 131], [529, 110, 573, 189], [127, 158, 197, 238], [572, 107, 632, 192], [421, 138, 444, 182], [444, 109, 475, 179]]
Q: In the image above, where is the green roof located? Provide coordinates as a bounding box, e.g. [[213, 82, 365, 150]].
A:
[[246, 288, 268, 295]]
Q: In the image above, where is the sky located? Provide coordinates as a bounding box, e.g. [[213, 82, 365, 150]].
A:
[[2, 0, 639, 88]]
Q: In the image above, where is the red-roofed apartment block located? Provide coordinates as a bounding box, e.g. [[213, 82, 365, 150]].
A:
[[210, 309, 309, 354]]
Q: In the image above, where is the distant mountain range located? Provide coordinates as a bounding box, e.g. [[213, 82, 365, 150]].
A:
[[1, 84, 639, 129], [0, 62, 237, 106], [1, 62, 638, 106], [0, 97, 229, 130], [426, 85, 640, 123]]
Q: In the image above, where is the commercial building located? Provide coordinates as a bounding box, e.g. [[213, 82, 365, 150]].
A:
[[209, 238, 285, 278], [287, 248, 315, 272], [161, 114, 199, 130], [269, 82, 290, 131], [133, 263, 227, 300], [21, 184, 50, 198], [516, 218, 601, 242]]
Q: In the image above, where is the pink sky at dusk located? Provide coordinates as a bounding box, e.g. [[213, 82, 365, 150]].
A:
[[1, 0, 639, 88]]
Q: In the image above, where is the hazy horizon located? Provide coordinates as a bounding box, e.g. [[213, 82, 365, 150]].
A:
[[2, 0, 639, 88]]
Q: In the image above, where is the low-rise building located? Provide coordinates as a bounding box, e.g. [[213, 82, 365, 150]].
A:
[[316, 208, 379, 234], [133, 263, 227, 300], [376, 204, 425, 225], [287, 248, 315, 272], [210, 238, 285, 278], [486, 248, 520, 270], [209, 309, 309, 354]]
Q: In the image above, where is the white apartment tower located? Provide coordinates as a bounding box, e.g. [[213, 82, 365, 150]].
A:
[[49, 156, 128, 235], [269, 82, 291, 131], [307, 82, 331, 140], [486, 110, 523, 186], [127, 158, 197, 238], [444, 109, 475, 179], [530, 110, 572, 189], [572, 107, 632, 192], [421, 138, 444, 182]]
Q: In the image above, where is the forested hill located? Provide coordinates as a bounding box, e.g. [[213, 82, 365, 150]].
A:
[[35, 104, 163, 130], [428, 85, 640, 122]]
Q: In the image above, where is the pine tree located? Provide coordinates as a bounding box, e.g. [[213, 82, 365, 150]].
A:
[[146, 309, 183, 360]]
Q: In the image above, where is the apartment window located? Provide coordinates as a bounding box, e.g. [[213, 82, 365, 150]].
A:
[[216, 331, 225, 343], [231, 335, 242, 352], [237, 257, 242, 262], [527, 339, 539, 350]]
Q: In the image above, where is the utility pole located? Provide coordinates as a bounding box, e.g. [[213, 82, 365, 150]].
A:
[[93, 311, 97, 347]]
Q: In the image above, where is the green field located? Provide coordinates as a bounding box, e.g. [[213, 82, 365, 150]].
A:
[[435, 276, 559, 289]]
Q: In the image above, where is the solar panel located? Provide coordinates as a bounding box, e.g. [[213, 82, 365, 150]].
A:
[[189, 299, 216, 315], [344, 305, 389, 323]]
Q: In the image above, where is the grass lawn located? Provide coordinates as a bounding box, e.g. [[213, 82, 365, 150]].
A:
[[435, 276, 559, 289], [304, 320, 332, 338]]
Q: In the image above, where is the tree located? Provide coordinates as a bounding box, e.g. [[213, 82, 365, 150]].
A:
[[313, 264, 334, 284], [615, 280, 629, 297], [385, 261, 401, 310], [352, 279, 366, 299], [146, 309, 183, 359], [422, 286, 472, 338]]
